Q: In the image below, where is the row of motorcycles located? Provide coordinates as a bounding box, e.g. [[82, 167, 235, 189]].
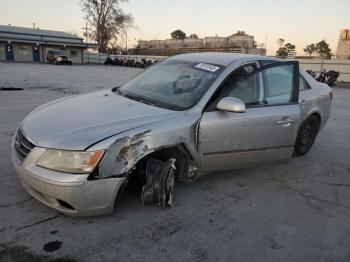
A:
[[105, 56, 340, 86], [306, 69, 339, 87], [104, 57, 159, 68]]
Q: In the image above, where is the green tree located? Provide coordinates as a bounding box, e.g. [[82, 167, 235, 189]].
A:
[[316, 40, 332, 59], [303, 43, 317, 56], [189, 33, 198, 39], [171, 30, 186, 39], [276, 42, 296, 58], [81, 0, 134, 53]]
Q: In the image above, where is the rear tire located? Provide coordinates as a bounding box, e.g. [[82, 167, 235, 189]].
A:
[[294, 115, 320, 156]]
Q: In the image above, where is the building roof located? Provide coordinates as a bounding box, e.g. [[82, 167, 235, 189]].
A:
[[0, 25, 90, 47], [0, 25, 83, 39]]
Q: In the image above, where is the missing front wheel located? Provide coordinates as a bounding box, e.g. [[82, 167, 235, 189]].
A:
[[141, 158, 176, 207]]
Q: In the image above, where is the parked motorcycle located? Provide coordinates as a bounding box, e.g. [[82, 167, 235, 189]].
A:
[[316, 69, 327, 83], [104, 56, 114, 65], [325, 70, 340, 87], [306, 69, 339, 87], [104, 56, 158, 68]]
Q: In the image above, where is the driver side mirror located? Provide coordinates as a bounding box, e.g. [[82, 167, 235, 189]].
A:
[[216, 97, 246, 113]]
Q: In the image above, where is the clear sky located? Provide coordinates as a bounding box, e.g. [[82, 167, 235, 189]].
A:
[[0, 0, 349, 55]]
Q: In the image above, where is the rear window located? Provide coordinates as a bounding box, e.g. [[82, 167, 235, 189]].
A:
[[299, 75, 311, 91]]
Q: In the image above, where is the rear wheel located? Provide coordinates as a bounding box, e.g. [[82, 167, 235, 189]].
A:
[[294, 115, 320, 156]]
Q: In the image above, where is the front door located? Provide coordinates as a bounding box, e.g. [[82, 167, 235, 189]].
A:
[[32, 46, 40, 62], [5, 44, 14, 61], [199, 61, 300, 172]]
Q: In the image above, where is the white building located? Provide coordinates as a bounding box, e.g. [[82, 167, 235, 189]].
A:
[[0, 25, 95, 63], [137, 31, 258, 51], [228, 32, 255, 48], [204, 37, 227, 48], [336, 29, 350, 60], [183, 38, 204, 48]]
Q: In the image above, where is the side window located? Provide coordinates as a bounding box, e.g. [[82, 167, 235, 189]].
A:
[[227, 70, 261, 106], [206, 62, 297, 111], [299, 75, 311, 91], [262, 65, 294, 105], [210, 64, 262, 108]]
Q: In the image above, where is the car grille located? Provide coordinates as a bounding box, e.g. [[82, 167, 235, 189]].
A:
[[14, 129, 35, 161]]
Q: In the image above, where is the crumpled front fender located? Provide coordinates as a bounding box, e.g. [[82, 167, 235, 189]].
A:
[[88, 116, 200, 179]]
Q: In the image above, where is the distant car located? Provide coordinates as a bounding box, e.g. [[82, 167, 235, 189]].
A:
[[11, 53, 332, 216], [47, 50, 72, 65]]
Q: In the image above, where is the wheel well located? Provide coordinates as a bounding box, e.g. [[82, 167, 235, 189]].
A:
[[311, 112, 321, 130], [127, 145, 192, 190]]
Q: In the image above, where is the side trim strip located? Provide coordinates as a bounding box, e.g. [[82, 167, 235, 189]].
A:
[[203, 145, 294, 156]]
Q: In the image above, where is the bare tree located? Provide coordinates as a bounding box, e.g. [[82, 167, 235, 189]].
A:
[[81, 0, 133, 53], [276, 38, 285, 48]]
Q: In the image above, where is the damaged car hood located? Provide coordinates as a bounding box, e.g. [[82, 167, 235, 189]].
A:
[[20, 90, 179, 150]]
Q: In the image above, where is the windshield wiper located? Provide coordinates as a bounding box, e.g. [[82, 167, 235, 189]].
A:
[[114, 88, 182, 109], [124, 94, 156, 106]]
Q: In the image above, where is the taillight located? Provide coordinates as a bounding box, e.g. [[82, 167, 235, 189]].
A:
[[329, 91, 333, 100]]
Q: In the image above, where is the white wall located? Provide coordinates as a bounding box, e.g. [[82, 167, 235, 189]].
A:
[[13, 44, 32, 62], [66, 47, 82, 63], [298, 59, 350, 82]]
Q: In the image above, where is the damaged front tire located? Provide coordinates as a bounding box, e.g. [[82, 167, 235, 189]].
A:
[[141, 158, 176, 207]]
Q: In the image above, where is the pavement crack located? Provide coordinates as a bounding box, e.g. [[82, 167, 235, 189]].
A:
[[317, 181, 350, 187], [15, 215, 61, 231], [269, 177, 350, 211]]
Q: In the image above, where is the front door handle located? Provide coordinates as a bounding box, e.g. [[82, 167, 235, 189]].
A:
[[277, 119, 296, 124], [277, 117, 296, 126]]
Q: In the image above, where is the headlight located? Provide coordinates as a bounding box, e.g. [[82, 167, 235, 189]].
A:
[[36, 149, 105, 174], [56, 57, 62, 61]]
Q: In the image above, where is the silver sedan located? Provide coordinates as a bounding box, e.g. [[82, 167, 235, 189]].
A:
[[11, 53, 332, 216]]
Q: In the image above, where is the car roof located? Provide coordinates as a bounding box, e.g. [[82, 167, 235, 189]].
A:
[[169, 52, 275, 67]]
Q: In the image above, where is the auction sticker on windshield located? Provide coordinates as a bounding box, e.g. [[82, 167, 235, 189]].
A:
[[195, 63, 220, 72]]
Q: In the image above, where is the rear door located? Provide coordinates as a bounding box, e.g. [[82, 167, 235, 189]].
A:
[[199, 61, 300, 172]]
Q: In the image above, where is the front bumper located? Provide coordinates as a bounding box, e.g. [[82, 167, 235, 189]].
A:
[[11, 146, 125, 216], [56, 60, 72, 65]]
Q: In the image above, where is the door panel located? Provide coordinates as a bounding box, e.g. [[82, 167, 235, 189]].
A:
[[199, 61, 300, 172], [199, 104, 300, 172]]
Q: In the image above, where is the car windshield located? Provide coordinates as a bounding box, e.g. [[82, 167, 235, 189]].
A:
[[116, 59, 223, 110], [54, 50, 66, 56]]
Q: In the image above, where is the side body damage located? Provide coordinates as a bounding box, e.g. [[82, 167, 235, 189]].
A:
[[89, 112, 202, 185]]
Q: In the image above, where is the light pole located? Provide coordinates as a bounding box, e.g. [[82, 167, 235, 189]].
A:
[[125, 28, 128, 54]]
